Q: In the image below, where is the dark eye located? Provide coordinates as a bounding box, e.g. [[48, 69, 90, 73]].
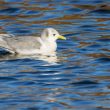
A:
[[53, 34, 56, 36]]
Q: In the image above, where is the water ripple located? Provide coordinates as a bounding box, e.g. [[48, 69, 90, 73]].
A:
[[0, 0, 110, 110]]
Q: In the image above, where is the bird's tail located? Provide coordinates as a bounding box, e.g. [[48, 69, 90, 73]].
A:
[[0, 34, 9, 48], [0, 34, 15, 53]]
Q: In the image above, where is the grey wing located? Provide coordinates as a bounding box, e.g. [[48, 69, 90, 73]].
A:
[[4, 36, 41, 52]]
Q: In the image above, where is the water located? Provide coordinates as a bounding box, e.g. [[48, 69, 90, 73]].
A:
[[0, 0, 110, 110]]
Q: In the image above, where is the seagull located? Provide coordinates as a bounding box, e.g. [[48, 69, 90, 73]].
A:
[[0, 28, 66, 55]]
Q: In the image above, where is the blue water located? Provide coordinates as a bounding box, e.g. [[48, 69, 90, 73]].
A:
[[0, 0, 110, 110]]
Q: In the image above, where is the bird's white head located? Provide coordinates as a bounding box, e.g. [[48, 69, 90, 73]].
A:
[[41, 28, 66, 42]]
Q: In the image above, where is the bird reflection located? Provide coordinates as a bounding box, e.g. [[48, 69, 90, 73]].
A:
[[0, 51, 59, 63]]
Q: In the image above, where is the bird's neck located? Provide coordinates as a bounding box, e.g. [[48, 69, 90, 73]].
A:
[[40, 37, 57, 52]]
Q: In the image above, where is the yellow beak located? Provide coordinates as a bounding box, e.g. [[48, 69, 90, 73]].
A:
[[57, 35, 66, 40]]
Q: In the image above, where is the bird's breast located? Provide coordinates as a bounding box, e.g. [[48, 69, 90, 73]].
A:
[[40, 42, 57, 53]]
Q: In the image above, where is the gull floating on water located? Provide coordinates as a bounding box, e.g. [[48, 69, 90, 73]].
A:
[[0, 28, 66, 55]]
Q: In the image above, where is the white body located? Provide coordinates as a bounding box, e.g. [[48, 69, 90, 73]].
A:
[[15, 37, 57, 55], [0, 28, 65, 55]]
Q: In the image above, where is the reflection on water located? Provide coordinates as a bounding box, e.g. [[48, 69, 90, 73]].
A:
[[0, 52, 59, 63], [0, 0, 110, 110]]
